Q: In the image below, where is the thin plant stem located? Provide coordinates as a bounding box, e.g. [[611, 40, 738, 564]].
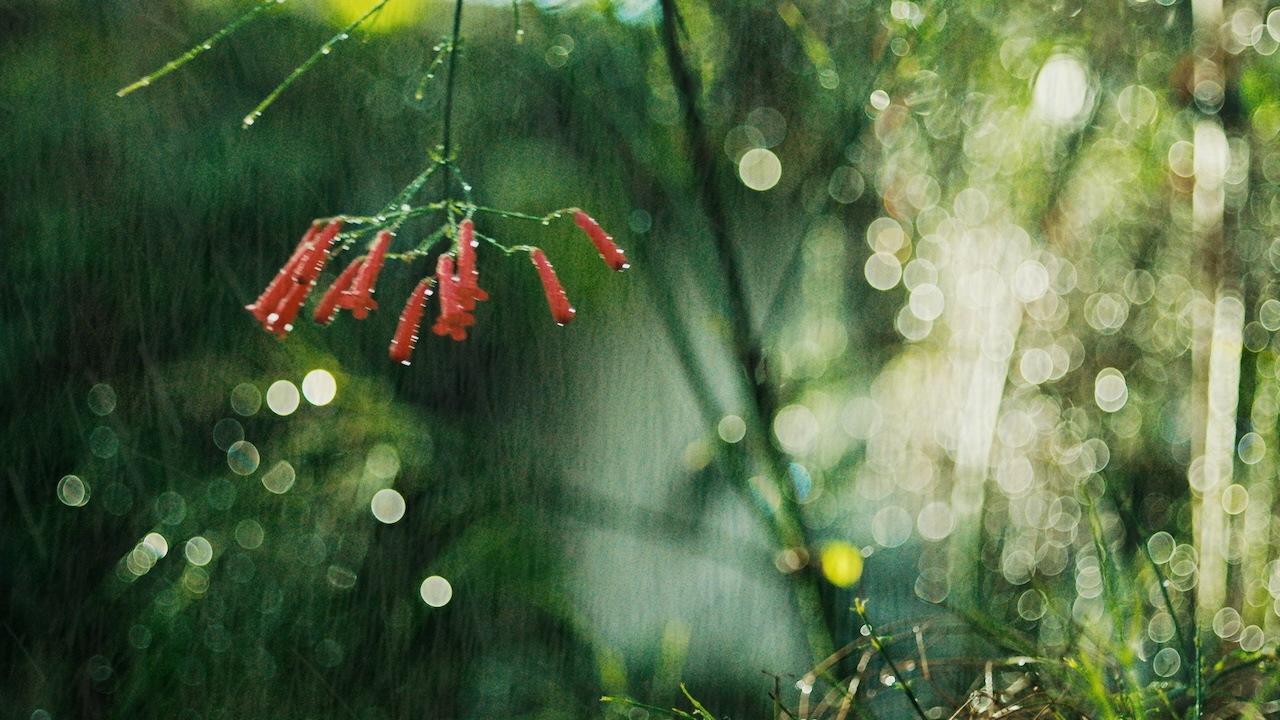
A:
[[1194, 615, 1203, 720], [440, 0, 466, 199], [1120, 500, 1194, 685], [382, 164, 442, 215], [414, 40, 452, 101], [117, 0, 282, 97], [854, 599, 929, 720], [241, 0, 392, 128]]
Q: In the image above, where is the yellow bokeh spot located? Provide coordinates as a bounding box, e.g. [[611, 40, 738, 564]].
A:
[[821, 542, 863, 587], [325, 0, 434, 32]]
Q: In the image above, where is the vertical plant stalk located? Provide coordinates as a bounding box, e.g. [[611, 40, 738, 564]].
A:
[[657, 0, 834, 663], [441, 0, 465, 162], [440, 0, 466, 199]]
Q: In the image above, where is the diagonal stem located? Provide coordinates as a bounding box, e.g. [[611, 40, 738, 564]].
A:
[[658, 0, 833, 663]]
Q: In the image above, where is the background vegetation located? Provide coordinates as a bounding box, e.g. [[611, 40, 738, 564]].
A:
[[5, 0, 1280, 717]]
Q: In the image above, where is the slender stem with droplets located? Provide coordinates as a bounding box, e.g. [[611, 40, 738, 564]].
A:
[[117, 0, 282, 97], [440, 0, 466, 200], [241, 0, 392, 127]]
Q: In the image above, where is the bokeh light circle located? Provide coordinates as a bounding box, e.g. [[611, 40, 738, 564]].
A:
[[266, 380, 300, 416], [420, 576, 453, 607], [820, 542, 864, 587], [302, 370, 337, 406], [371, 489, 407, 524], [57, 475, 89, 507], [227, 440, 261, 476], [738, 148, 782, 191]]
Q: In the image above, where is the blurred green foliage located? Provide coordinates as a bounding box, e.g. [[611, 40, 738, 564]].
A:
[[9, 0, 1280, 718]]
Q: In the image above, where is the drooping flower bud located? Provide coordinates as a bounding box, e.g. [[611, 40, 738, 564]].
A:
[[456, 219, 488, 310], [264, 279, 311, 338], [247, 221, 322, 324], [339, 230, 392, 320], [313, 257, 364, 325], [431, 254, 475, 341], [530, 248, 575, 326], [292, 220, 344, 283], [573, 210, 628, 271], [390, 278, 434, 365]]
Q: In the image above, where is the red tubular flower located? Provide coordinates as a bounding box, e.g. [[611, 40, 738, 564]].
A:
[[338, 230, 392, 320], [573, 210, 628, 271], [455, 219, 488, 310], [431, 254, 475, 341], [247, 221, 322, 323], [530, 248, 575, 326], [265, 279, 310, 338], [389, 278, 434, 365], [292, 220, 344, 284], [313, 257, 365, 325]]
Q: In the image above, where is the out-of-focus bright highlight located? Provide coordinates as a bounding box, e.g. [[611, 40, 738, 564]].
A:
[[266, 380, 300, 416], [820, 542, 863, 587], [371, 488, 406, 524], [420, 576, 453, 607], [302, 370, 337, 406]]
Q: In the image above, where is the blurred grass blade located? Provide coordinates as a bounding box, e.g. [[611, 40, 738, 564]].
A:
[[117, 0, 282, 97]]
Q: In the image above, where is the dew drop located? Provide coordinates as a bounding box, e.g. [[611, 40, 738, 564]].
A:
[[321, 47, 331, 55]]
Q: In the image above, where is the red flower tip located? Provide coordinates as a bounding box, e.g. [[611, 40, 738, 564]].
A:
[[338, 230, 392, 320], [456, 219, 488, 311], [264, 279, 311, 338], [573, 210, 628, 271], [432, 254, 475, 341], [390, 278, 434, 365], [530, 248, 575, 326], [313, 257, 364, 325]]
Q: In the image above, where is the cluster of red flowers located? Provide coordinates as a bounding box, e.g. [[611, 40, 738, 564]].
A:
[[245, 220, 344, 337], [247, 210, 628, 366]]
